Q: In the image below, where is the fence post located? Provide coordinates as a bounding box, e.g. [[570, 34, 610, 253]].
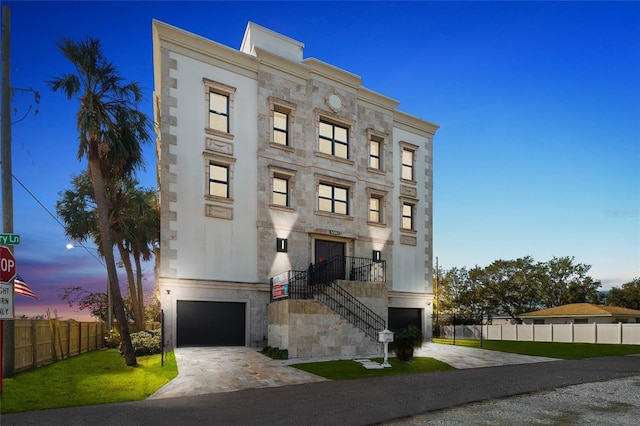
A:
[[31, 321, 37, 369], [531, 323, 535, 342], [550, 323, 553, 343], [571, 322, 574, 343], [594, 322, 597, 344], [619, 322, 623, 344]]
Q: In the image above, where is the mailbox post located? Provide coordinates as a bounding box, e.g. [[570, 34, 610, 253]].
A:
[[378, 328, 394, 367]]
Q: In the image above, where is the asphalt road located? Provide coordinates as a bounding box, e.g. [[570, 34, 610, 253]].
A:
[[3, 355, 640, 425]]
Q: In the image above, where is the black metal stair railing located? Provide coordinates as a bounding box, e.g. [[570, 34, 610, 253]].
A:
[[270, 256, 386, 341]]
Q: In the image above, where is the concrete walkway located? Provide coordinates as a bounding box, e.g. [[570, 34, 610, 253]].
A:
[[148, 342, 555, 399], [148, 346, 327, 399]]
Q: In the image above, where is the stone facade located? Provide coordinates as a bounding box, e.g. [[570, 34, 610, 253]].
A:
[[153, 20, 439, 351]]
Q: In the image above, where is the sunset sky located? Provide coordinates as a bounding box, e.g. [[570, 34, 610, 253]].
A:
[[3, 1, 639, 320]]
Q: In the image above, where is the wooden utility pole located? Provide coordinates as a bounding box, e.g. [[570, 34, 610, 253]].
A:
[[1, 4, 15, 379]]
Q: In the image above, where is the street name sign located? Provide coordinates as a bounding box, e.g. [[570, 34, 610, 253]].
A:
[[0, 234, 20, 245]]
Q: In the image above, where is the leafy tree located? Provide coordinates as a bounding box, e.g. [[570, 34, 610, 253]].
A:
[[437, 256, 599, 324], [60, 286, 108, 321], [607, 278, 640, 310], [439, 266, 486, 324], [60, 286, 137, 323], [537, 256, 600, 307], [49, 37, 151, 366], [482, 257, 541, 323]]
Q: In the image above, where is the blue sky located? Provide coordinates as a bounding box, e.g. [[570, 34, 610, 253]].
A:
[[3, 1, 639, 319]]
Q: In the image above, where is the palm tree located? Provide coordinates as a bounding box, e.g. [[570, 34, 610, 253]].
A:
[[49, 37, 151, 366], [57, 174, 159, 333]]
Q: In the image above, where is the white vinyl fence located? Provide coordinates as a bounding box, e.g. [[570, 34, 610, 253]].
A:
[[439, 323, 640, 345]]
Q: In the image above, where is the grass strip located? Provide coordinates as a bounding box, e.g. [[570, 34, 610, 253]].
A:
[[432, 338, 640, 359], [291, 357, 455, 380], [1, 349, 177, 414]]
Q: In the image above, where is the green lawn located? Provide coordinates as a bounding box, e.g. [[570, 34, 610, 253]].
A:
[[0, 349, 177, 414], [433, 338, 640, 359], [291, 357, 455, 380]]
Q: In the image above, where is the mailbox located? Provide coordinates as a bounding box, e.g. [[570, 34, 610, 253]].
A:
[[378, 328, 394, 343]]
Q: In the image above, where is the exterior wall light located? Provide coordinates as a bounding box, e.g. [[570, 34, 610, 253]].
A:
[[276, 238, 288, 253], [372, 250, 381, 262]]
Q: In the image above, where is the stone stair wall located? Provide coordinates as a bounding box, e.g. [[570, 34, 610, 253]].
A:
[[268, 298, 384, 359]]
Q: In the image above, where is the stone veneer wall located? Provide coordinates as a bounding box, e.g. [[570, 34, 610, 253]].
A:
[[267, 280, 387, 358]]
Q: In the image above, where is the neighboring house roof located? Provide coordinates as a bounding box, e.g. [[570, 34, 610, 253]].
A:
[[520, 303, 640, 318]]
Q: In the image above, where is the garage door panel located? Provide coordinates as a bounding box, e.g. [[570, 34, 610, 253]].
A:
[[177, 301, 245, 347]]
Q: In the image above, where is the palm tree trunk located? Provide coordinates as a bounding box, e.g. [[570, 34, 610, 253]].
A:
[[133, 249, 146, 330], [89, 157, 137, 366], [117, 242, 144, 332]]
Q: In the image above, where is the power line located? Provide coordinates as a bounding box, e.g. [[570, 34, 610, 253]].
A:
[[11, 173, 106, 268]]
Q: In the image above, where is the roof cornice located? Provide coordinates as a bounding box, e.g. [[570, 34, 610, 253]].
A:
[[394, 110, 440, 137], [153, 20, 259, 79]]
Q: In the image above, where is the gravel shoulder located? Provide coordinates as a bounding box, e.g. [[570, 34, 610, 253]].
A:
[[385, 375, 640, 425]]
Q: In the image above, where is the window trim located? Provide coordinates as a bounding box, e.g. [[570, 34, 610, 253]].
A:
[[204, 152, 236, 204], [367, 128, 387, 174], [399, 141, 419, 184], [399, 196, 418, 232], [272, 176, 289, 207], [314, 173, 355, 220], [268, 97, 296, 151], [366, 187, 388, 227], [204, 78, 236, 140], [314, 110, 355, 165], [268, 165, 296, 212], [319, 183, 349, 215]]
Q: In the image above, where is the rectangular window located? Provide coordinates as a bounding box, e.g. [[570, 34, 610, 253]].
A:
[[402, 202, 414, 230], [209, 92, 229, 133], [273, 110, 288, 145], [370, 139, 380, 169], [209, 164, 229, 198], [272, 176, 289, 206], [319, 121, 349, 159], [402, 148, 414, 181], [319, 183, 348, 215], [369, 196, 381, 223]]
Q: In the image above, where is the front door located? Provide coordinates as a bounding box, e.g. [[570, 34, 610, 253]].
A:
[[315, 239, 345, 281], [315, 239, 344, 264]]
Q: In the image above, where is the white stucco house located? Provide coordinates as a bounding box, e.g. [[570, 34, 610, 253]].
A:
[[152, 21, 439, 357]]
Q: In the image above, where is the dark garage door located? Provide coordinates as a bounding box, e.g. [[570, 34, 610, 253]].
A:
[[388, 307, 422, 333], [177, 301, 246, 347]]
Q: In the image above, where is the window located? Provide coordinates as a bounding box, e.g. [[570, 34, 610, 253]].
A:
[[369, 196, 381, 223], [370, 139, 381, 170], [204, 79, 236, 138], [319, 121, 349, 159], [402, 148, 414, 181], [209, 164, 229, 198], [402, 202, 414, 230], [272, 176, 289, 207], [533, 319, 545, 325], [273, 110, 288, 145], [319, 183, 348, 215], [209, 92, 228, 133], [574, 319, 588, 324]]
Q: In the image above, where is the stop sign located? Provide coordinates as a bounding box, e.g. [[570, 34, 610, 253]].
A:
[[0, 246, 16, 283]]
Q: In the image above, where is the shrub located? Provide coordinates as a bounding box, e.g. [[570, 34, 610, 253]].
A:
[[122, 329, 162, 357], [104, 329, 121, 348], [260, 346, 288, 359], [390, 326, 423, 362]]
